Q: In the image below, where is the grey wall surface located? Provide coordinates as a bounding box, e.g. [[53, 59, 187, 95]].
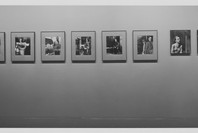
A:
[[0, 6, 198, 127]]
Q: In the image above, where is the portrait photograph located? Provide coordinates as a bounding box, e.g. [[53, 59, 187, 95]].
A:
[[133, 30, 158, 61], [15, 37, 31, 56], [102, 31, 126, 61], [41, 31, 65, 62], [170, 30, 191, 55], [11, 32, 35, 62], [0, 32, 5, 62], [71, 31, 96, 62]]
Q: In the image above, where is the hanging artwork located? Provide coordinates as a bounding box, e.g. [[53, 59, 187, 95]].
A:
[[133, 30, 158, 61], [102, 30, 127, 61], [11, 32, 35, 62], [170, 30, 191, 55], [41, 31, 65, 62], [71, 31, 96, 62]]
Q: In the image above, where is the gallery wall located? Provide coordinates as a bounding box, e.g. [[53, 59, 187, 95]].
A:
[[0, 6, 198, 127]]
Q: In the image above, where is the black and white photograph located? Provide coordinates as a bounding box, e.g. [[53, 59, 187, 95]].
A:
[[75, 36, 91, 55], [72, 31, 96, 62], [11, 32, 35, 62], [197, 30, 198, 54], [15, 37, 31, 55], [45, 36, 61, 56], [137, 35, 153, 55], [170, 30, 191, 55], [102, 31, 126, 61], [133, 30, 158, 61], [106, 36, 122, 55], [0, 39, 1, 54], [0, 32, 5, 62], [41, 31, 65, 62]]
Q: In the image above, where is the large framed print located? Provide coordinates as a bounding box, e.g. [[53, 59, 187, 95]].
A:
[[41, 31, 65, 62], [133, 30, 158, 61], [102, 30, 127, 61], [0, 32, 5, 62], [71, 31, 96, 62], [170, 30, 191, 56], [11, 32, 35, 62]]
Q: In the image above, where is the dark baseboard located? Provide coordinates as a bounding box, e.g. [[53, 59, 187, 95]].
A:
[[1, 116, 198, 127]]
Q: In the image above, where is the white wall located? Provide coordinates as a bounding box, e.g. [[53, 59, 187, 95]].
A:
[[0, 6, 198, 127]]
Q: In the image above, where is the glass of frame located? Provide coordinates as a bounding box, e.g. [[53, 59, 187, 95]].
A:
[[41, 31, 65, 62], [133, 30, 158, 61], [71, 31, 96, 62], [0, 32, 5, 62], [170, 30, 191, 56], [102, 30, 127, 61], [11, 32, 35, 62]]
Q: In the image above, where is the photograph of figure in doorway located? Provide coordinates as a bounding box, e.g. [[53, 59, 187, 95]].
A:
[[106, 36, 122, 55], [170, 30, 191, 55], [137, 35, 153, 55], [45, 36, 61, 56], [15, 37, 31, 55], [75, 36, 91, 55]]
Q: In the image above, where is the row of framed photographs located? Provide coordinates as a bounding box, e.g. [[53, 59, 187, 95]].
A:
[[0, 30, 192, 62]]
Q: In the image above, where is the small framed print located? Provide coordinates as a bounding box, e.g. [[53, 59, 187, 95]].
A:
[[102, 31, 127, 61], [71, 31, 96, 62], [133, 30, 158, 61], [11, 32, 35, 62], [197, 30, 198, 54], [0, 32, 5, 62], [170, 30, 191, 56], [41, 31, 65, 62]]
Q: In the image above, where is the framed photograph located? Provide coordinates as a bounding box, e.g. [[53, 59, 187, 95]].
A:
[[197, 30, 198, 54], [41, 31, 65, 62], [11, 32, 35, 62], [170, 30, 191, 55], [0, 32, 5, 62], [102, 31, 126, 61], [71, 31, 96, 62], [133, 30, 158, 61]]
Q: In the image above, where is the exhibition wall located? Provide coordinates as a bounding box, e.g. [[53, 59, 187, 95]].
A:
[[0, 6, 198, 127]]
